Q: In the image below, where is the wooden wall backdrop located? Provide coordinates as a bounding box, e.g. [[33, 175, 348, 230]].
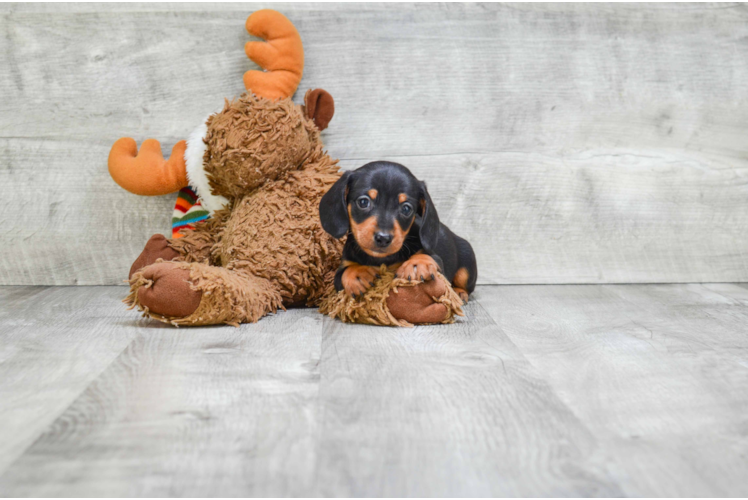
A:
[[2, 3, 747, 285]]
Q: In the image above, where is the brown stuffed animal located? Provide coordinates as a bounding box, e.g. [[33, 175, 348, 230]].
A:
[[108, 10, 463, 326]]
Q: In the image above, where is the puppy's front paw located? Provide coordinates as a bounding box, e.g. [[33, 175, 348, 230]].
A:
[[342, 264, 379, 298], [396, 254, 439, 282]]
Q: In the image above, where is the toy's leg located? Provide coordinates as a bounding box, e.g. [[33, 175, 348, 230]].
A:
[[127, 261, 283, 326], [129, 234, 181, 279], [386, 278, 451, 325], [129, 211, 227, 279], [130, 261, 200, 317]]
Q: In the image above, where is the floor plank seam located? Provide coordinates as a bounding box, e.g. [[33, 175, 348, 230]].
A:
[[0, 331, 144, 480]]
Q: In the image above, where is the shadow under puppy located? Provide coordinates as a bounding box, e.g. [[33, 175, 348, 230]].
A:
[[319, 161, 477, 303]]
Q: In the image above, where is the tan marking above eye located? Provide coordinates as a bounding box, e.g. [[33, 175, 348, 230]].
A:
[[399, 193, 407, 203], [368, 189, 378, 200]]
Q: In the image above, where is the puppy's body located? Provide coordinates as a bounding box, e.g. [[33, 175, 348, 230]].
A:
[[319, 161, 477, 301]]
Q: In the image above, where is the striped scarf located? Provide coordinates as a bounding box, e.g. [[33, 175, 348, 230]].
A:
[[172, 186, 210, 238]]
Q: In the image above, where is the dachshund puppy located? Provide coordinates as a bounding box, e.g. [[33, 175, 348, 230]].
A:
[[319, 161, 477, 302]]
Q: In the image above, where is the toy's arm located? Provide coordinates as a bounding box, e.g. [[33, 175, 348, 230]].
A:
[[169, 208, 229, 264]]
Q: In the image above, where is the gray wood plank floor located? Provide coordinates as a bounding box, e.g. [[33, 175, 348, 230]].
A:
[[1, 284, 747, 496]]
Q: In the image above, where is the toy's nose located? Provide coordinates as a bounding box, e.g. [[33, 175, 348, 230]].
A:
[[374, 232, 393, 248]]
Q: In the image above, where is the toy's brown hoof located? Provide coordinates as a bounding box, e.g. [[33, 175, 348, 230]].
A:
[[129, 234, 180, 279], [137, 262, 202, 319], [386, 278, 449, 325]]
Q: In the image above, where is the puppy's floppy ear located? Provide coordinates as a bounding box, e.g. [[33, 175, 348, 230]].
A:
[[319, 170, 352, 238], [418, 181, 441, 253]]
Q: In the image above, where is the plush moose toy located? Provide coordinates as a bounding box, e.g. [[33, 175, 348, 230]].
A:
[[108, 10, 464, 327]]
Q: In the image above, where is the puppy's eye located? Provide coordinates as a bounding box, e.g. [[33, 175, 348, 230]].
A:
[[356, 196, 371, 209], [400, 202, 414, 217]]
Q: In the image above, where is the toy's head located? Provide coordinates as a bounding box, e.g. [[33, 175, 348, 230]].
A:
[[202, 88, 333, 201], [108, 9, 334, 209]]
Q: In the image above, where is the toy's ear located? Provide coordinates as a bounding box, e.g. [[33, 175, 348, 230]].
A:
[[319, 170, 352, 238], [304, 89, 335, 131], [418, 181, 441, 253]]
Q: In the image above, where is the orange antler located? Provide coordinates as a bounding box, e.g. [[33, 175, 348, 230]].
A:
[[244, 10, 304, 100], [108, 138, 188, 196]]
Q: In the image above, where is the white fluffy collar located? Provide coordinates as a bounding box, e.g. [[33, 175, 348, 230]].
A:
[[184, 115, 229, 214]]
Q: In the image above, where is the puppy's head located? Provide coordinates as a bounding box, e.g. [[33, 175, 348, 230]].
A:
[[319, 161, 440, 257]]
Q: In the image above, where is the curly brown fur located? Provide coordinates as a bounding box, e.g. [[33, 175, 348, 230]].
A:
[[216, 157, 343, 306], [200, 94, 343, 306], [203, 94, 319, 199], [168, 207, 230, 265]]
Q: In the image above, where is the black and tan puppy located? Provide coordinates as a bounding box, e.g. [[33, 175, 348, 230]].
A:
[[319, 161, 477, 302]]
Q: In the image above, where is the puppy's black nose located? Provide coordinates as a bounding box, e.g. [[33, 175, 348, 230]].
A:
[[374, 232, 393, 248]]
